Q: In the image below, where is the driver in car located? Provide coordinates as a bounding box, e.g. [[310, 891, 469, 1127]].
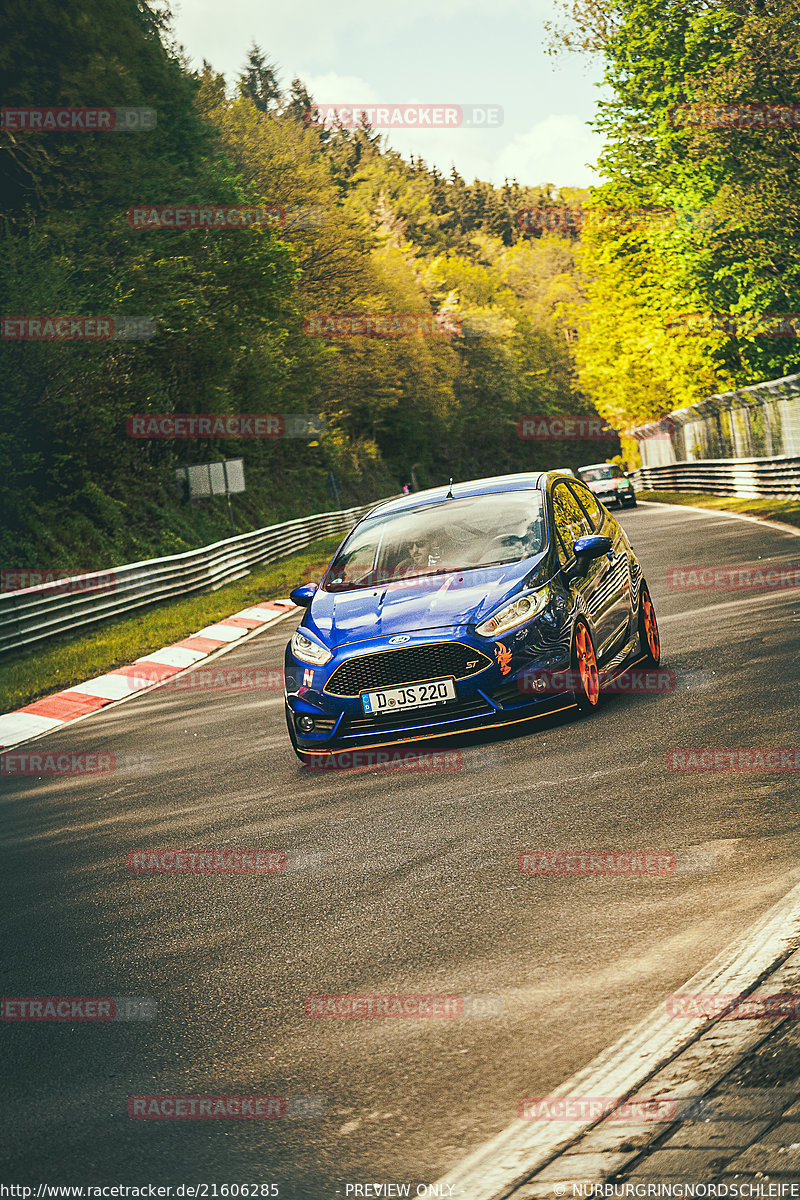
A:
[[393, 536, 440, 578]]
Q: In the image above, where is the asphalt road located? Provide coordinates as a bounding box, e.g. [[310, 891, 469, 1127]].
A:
[[2, 503, 799, 1197]]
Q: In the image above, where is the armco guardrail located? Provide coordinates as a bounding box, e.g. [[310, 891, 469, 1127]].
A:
[[0, 502, 384, 657], [633, 456, 800, 498]]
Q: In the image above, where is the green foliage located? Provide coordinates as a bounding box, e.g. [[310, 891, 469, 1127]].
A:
[[1, 7, 600, 571], [555, 0, 800, 449]]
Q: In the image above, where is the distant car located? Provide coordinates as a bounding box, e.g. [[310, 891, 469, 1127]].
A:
[[283, 471, 660, 763], [578, 462, 637, 509]]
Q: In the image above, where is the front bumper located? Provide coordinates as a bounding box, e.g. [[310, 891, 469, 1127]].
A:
[[284, 628, 575, 752], [591, 485, 635, 506]]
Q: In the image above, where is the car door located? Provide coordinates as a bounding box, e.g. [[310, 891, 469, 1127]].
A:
[[569, 480, 632, 655], [551, 480, 622, 658]]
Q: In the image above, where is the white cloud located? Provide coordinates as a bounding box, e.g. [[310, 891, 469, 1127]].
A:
[[303, 73, 379, 106], [169, 1, 608, 190], [493, 114, 605, 188], [300, 83, 604, 189]]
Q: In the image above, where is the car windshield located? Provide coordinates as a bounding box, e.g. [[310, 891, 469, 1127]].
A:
[[579, 465, 622, 482], [324, 491, 547, 591]]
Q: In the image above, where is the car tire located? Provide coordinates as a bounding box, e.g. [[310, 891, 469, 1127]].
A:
[[284, 702, 308, 764], [570, 619, 601, 715], [638, 583, 661, 667], [624, 495, 637, 508]]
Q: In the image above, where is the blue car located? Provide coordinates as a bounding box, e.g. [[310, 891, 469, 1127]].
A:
[[283, 471, 661, 762]]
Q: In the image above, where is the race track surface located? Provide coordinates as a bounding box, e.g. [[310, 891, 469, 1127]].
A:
[[2, 504, 799, 1196]]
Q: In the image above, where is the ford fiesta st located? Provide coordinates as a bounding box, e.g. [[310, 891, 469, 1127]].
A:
[[283, 471, 660, 762]]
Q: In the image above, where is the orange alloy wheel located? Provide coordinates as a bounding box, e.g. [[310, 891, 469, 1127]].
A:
[[575, 622, 600, 707], [641, 587, 660, 663]]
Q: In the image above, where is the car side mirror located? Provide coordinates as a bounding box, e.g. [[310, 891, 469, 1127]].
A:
[[289, 583, 317, 608], [564, 535, 613, 583], [574, 534, 613, 560]]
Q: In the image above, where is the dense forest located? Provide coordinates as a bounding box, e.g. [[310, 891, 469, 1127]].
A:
[[2, 0, 799, 570], [0, 0, 600, 570]]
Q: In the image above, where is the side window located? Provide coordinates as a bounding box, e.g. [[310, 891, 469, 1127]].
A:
[[569, 481, 604, 530], [552, 482, 593, 565]]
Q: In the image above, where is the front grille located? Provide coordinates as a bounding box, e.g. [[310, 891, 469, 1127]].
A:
[[346, 694, 493, 732], [325, 642, 492, 698]]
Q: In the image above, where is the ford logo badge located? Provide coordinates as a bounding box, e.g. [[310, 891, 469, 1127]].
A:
[[389, 635, 411, 645]]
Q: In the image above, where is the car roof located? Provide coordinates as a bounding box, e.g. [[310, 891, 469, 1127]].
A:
[[578, 462, 615, 471], [364, 471, 560, 519]]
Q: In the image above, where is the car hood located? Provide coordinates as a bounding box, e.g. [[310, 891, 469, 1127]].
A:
[[304, 555, 548, 646]]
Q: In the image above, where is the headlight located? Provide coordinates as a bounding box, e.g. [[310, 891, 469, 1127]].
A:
[[291, 630, 332, 665], [475, 590, 548, 637]]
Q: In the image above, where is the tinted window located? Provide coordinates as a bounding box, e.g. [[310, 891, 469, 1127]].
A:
[[569, 481, 604, 529], [552, 482, 593, 564], [324, 490, 547, 590]]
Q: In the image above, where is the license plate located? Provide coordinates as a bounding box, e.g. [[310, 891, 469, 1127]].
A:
[[361, 676, 457, 714]]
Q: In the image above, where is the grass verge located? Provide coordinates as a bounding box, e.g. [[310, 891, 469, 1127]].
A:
[[639, 490, 800, 531], [0, 536, 340, 714]]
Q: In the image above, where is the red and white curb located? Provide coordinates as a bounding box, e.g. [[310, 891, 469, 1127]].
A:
[[0, 599, 298, 753]]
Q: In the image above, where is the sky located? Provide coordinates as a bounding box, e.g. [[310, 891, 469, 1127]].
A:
[[168, 0, 608, 189]]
